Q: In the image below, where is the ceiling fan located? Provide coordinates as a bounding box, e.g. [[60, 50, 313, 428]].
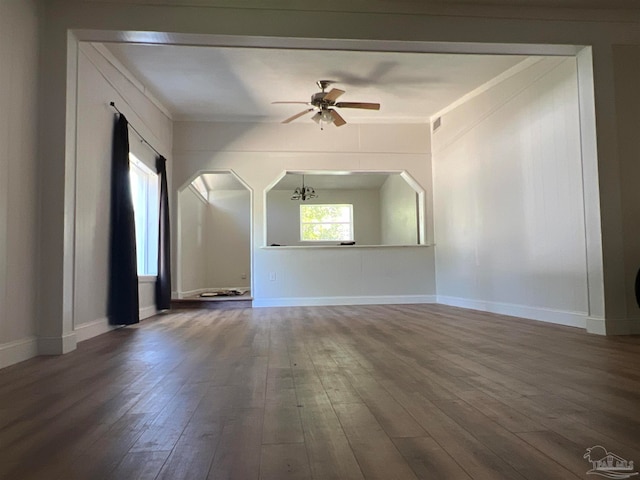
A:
[[272, 80, 380, 128]]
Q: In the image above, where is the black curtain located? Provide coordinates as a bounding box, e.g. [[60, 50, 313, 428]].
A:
[[108, 114, 140, 325], [155, 155, 172, 310]]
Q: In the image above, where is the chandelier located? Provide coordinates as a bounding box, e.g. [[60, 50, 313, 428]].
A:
[[291, 175, 317, 201]]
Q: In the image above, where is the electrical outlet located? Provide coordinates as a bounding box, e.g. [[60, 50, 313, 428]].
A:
[[269, 272, 276, 282], [241, 273, 247, 279]]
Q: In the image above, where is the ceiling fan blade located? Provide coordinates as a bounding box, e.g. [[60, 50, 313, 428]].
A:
[[272, 101, 311, 105], [335, 102, 380, 110], [322, 88, 345, 102], [282, 108, 314, 124], [329, 109, 347, 127]]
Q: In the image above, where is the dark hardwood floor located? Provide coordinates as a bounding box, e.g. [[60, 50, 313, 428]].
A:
[[1, 304, 639, 479]]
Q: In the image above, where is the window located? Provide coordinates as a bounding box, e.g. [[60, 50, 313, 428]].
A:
[[300, 204, 353, 242], [129, 153, 159, 275]]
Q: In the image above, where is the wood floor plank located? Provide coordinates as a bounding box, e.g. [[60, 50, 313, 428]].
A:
[[207, 407, 263, 480], [393, 436, 473, 480], [106, 450, 171, 480], [333, 402, 419, 480], [155, 391, 227, 480], [0, 304, 639, 480], [297, 403, 365, 480], [433, 398, 583, 480], [262, 404, 305, 444], [517, 430, 592, 478], [155, 421, 223, 480], [344, 372, 426, 438], [259, 443, 312, 480]]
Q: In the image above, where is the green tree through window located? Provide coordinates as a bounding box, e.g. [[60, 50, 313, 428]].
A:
[[300, 204, 353, 241]]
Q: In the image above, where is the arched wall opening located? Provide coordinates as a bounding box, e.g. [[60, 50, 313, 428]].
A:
[[176, 170, 252, 299]]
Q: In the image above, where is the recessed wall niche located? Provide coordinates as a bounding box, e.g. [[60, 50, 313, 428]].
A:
[[266, 171, 425, 247], [177, 171, 251, 297]]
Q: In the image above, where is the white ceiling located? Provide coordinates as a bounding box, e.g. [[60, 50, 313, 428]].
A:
[[104, 43, 528, 124], [200, 172, 245, 191]]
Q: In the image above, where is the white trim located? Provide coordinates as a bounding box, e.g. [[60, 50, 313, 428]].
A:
[[436, 295, 587, 329], [207, 286, 251, 292], [188, 183, 209, 204], [585, 317, 607, 335], [0, 337, 39, 369], [140, 305, 158, 320], [75, 308, 160, 342], [430, 57, 542, 122], [261, 244, 434, 249], [253, 295, 436, 308], [75, 317, 116, 342], [177, 287, 211, 299], [38, 333, 77, 355], [90, 43, 173, 120]]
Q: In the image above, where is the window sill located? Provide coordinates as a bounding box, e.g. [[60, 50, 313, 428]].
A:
[[261, 244, 434, 250], [138, 275, 157, 283]]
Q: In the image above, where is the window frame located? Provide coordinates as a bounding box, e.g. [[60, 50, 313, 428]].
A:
[[299, 203, 354, 242]]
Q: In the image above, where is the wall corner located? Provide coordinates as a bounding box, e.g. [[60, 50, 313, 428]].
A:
[[37, 332, 77, 355]]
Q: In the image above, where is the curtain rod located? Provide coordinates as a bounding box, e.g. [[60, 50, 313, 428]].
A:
[[109, 101, 163, 159]]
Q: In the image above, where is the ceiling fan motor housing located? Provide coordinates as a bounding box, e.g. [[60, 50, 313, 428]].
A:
[[312, 92, 331, 106]]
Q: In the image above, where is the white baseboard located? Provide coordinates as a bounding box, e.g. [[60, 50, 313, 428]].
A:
[[38, 332, 77, 355], [253, 295, 436, 308], [436, 295, 588, 329], [75, 317, 116, 342], [140, 305, 158, 320], [177, 287, 251, 299], [177, 288, 210, 299], [585, 317, 607, 335], [0, 336, 39, 369], [74, 307, 158, 344]]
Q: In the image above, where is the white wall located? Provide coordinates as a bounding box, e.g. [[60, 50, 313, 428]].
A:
[[173, 121, 436, 305], [0, 0, 40, 368], [178, 187, 208, 295], [179, 186, 251, 295], [73, 43, 173, 342], [27, 0, 640, 354], [433, 57, 588, 327], [380, 175, 418, 245], [206, 189, 251, 289], [267, 189, 381, 246]]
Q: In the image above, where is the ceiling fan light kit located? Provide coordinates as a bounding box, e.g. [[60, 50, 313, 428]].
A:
[[273, 80, 380, 129]]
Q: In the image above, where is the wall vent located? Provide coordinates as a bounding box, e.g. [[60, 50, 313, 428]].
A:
[[432, 117, 442, 132]]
